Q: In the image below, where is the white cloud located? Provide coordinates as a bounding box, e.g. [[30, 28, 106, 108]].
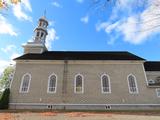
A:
[[46, 28, 59, 49], [0, 43, 21, 75], [10, 53, 20, 60], [1, 45, 16, 53], [76, 0, 84, 3], [81, 15, 89, 24], [117, 17, 149, 44], [21, 0, 32, 12], [27, 38, 33, 42], [96, 0, 160, 45], [118, 1, 160, 44], [0, 60, 10, 75], [12, 0, 32, 22], [0, 52, 20, 75], [49, 21, 55, 26], [96, 21, 121, 44], [52, 2, 62, 8], [10, 53, 20, 64], [0, 14, 17, 36], [96, 21, 120, 33]]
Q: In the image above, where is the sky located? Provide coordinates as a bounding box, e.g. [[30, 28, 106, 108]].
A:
[[0, 0, 160, 74]]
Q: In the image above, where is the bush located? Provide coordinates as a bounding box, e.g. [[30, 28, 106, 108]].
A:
[[0, 88, 10, 109], [0, 92, 2, 98]]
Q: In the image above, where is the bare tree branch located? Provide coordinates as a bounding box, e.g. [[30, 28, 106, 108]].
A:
[[91, 0, 160, 32]]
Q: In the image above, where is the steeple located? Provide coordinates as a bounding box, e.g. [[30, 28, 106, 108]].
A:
[[34, 16, 48, 44], [23, 16, 48, 54]]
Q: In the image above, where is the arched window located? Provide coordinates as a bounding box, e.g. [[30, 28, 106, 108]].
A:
[[47, 74, 57, 93], [156, 88, 160, 97], [20, 73, 31, 93], [36, 31, 40, 37], [74, 74, 84, 93], [40, 32, 44, 38], [43, 22, 46, 27], [101, 74, 111, 93], [127, 74, 138, 94], [39, 21, 42, 26]]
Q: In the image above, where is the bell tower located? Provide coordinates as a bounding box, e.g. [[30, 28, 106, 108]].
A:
[[34, 16, 48, 44], [23, 16, 48, 54]]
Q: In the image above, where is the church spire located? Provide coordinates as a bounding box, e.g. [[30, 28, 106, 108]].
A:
[[34, 15, 48, 44], [44, 9, 47, 18], [23, 15, 49, 54]]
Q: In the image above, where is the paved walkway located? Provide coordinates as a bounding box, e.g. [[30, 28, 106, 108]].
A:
[[0, 111, 160, 120]]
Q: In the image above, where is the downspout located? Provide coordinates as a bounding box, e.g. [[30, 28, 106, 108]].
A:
[[62, 60, 68, 107]]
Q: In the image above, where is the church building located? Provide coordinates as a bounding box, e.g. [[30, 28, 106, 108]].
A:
[[9, 16, 160, 110]]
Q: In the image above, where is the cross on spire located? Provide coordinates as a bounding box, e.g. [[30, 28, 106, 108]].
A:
[[44, 9, 46, 18]]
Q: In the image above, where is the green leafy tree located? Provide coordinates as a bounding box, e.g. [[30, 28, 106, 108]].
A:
[[0, 66, 14, 90]]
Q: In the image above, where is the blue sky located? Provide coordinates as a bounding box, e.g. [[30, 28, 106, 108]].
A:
[[0, 0, 160, 73]]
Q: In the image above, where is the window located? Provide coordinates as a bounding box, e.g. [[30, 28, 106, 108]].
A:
[[43, 23, 46, 27], [101, 74, 111, 93], [127, 74, 138, 94], [105, 105, 111, 110], [156, 89, 160, 97], [47, 105, 53, 109], [20, 73, 31, 93], [74, 74, 84, 93], [156, 76, 160, 83], [9, 73, 14, 88], [47, 74, 57, 93], [39, 22, 42, 26], [148, 79, 155, 85], [36, 32, 40, 37], [40, 32, 44, 38]]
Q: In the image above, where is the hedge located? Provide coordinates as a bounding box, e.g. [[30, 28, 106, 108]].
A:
[[0, 88, 10, 109]]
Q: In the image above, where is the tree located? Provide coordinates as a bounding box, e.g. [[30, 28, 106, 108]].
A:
[[90, 0, 160, 33], [0, 88, 10, 109], [91, 0, 150, 12], [0, 66, 14, 91], [0, 0, 21, 9]]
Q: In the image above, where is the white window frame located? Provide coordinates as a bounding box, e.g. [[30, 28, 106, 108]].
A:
[[47, 73, 57, 94], [101, 74, 111, 94], [10, 67, 16, 89], [19, 73, 31, 93], [36, 31, 40, 37], [156, 88, 160, 98], [127, 74, 139, 94], [8, 72, 14, 89], [74, 74, 84, 94]]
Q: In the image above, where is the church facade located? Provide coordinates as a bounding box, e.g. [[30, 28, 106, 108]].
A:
[[9, 16, 160, 110]]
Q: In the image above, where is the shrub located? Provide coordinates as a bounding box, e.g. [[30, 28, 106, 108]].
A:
[[0, 88, 10, 109], [0, 92, 2, 98]]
